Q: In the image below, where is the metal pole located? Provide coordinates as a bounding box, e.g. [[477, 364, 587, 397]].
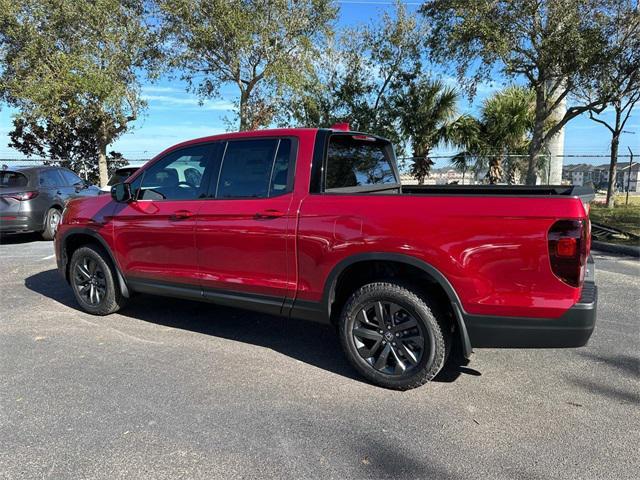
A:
[[627, 147, 633, 205]]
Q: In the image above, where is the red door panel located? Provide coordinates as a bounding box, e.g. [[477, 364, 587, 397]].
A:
[[112, 200, 201, 284], [196, 195, 295, 298]]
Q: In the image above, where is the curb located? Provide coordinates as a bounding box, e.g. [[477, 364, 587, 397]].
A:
[[592, 241, 640, 258]]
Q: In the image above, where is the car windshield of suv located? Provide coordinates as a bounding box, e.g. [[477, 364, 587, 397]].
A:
[[0, 171, 29, 188], [324, 135, 398, 191]]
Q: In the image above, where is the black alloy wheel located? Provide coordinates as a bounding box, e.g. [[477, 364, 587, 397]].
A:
[[69, 245, 128, 315], [352, 300, 429, 375], [339, 281, 449, 390], [73, 255, 107, 306]]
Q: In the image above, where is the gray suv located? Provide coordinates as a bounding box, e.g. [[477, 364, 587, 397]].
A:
[[0, 166, 100, 239]]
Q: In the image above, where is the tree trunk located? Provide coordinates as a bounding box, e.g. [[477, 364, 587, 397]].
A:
[[605, 133, 620, 209], [98, 142, 109, 188], [526, 88, 547, 185], [487, 156, 503, 184], [411, 148, 433, 185], [238, 88, 251, 131]]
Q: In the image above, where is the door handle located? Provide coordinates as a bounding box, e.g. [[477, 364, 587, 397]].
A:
[[171, 210, 194, 220], [254, 209, 285, 219]]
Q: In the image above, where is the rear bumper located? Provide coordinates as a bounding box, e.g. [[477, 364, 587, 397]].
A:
[[465, 281, 597, 348], [0, 214, 43, 234]]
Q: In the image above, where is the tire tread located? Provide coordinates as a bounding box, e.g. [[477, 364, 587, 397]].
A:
[[339, 281, 449, 390]]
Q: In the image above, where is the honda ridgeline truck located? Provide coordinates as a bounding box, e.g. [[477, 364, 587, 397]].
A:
[[55, 126, 597, 389]]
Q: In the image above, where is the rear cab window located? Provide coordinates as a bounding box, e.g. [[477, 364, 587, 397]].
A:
[[0, 171, 29, 188], [324, 134, 399, 193]]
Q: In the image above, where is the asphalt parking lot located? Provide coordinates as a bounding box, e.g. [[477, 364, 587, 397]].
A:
[[1, 235, 638, 480]]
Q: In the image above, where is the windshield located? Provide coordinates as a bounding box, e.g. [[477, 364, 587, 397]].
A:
[[107, 168, 138, 186], [0, 171, 29, 188]]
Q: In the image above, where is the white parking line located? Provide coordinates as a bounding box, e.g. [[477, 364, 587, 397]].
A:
[[40, 254, 55, 260]]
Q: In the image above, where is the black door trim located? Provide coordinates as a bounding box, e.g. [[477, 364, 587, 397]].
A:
[[127, 277, 286, 317]]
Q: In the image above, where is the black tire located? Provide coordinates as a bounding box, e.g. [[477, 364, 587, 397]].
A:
[[41, 207, 62, 240], [69, 245, 128, 315], [338, 281, 450, 390]]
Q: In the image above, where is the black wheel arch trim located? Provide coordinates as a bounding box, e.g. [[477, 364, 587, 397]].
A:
[[290, 252, 473, 358], [58, 227, 130, 298]]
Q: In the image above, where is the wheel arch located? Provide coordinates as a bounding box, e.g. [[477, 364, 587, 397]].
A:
[[323, 253, 472, 358], [60, 228, 130, 298]]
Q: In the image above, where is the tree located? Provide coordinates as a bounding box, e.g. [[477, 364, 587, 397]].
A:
[[393, 78, 466, 184], [450, 87, 535, 184], [421, 0, 622, 185], [157, 0, 337, 131], [8, 113, 127, 184], [0, 0, 158, 186], [481, 86, 536, 183], [581, 2, 640, 207], [283, 0, 423, 147]]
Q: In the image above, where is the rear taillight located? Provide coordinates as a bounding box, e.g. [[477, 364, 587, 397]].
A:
[[548, 220, 588, 287], [0, 191, 39, 201]]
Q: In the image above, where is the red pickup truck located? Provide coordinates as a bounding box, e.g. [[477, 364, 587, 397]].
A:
[[55, 126, 597, 389]]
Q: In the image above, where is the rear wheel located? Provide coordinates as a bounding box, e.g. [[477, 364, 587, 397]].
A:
[[41, 207, 61, 240], [338, 281, 449, 390], [69, 245, 128, 315]]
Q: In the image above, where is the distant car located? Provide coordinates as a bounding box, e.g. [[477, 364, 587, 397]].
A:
[[0, 166, 100, 239], [100, 167, 139, 194]]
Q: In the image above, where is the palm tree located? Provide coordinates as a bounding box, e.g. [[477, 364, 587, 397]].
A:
[[482, 86, 535, 183], [395, 78, 465, 184], [454, 86, 535, 184]]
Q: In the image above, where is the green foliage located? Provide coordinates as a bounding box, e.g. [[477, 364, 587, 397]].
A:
[[452, 86, 536, 184], [579, 1, 640, 207], [283, 1, 423, 146], [8, 114, 127, 184], [590, 202, 640, 242], [421, 0, 624, 184], [0, 0, 159, 186], [157, 0, 337, 131], [392, 77, 466, 183]]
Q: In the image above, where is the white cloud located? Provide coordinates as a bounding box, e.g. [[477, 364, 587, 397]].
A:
[[143, 94, 234, 111], [110, 124, 227, 157], [142, 86, 183, 94]]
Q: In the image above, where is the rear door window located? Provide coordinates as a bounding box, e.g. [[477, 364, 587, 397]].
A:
[[0, 171, 29, 188], [215, 138, 293, 199], [324, 135, 397, 191], [39, 169, 64, 187]]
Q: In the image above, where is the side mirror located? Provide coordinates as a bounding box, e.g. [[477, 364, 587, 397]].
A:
[[111, 182, 133, 203]]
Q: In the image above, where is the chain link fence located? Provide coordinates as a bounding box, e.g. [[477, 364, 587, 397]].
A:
[[0, 157, 151, 182], [397, 153, 637, 191], [2, 153, 637, 191]]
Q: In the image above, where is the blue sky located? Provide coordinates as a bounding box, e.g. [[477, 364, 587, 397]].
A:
[[1, 0, 638, 168]]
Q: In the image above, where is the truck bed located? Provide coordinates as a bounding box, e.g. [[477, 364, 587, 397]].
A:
[[402, 184, 595, 201]]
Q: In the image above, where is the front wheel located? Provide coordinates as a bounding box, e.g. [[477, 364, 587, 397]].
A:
[[338, 282, 450, 390], [69, 245, 128, 315]]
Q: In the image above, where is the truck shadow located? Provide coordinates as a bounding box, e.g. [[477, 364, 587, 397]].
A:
[[0, 232, 46, 244], [25, 268, 476, 386]]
